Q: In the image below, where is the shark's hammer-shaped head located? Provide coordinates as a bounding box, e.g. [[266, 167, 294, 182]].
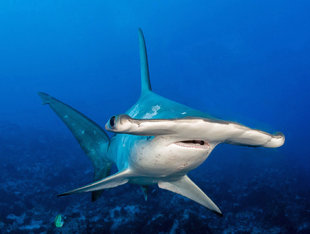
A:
[[105, 115, 218, 177], [105, 114, 284, 178]]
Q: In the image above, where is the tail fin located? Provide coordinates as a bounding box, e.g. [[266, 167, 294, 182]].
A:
[[138, 28, 152, 95], [38, 92, 112, 201]]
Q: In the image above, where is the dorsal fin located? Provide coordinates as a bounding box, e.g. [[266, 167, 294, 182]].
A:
[[138, 28, 152, 95]]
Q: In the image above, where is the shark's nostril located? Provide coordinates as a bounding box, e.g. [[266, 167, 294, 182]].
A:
[[110, 116, 116, 128]]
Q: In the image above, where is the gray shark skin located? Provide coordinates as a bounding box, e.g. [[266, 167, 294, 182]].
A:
[[39, 29, 285, 216]]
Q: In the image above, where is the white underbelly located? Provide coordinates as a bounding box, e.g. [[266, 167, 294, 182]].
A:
[[128, 139, 212, 178]]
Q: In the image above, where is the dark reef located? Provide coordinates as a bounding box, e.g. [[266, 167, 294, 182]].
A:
[[0, 122, 309, 233]]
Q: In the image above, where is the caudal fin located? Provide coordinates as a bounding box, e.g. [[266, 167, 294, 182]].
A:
[[38, 92, 112, 201]]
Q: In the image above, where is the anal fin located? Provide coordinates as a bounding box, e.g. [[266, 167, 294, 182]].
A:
[[140, 185, 148, 201], [158, 175, 222, 216]]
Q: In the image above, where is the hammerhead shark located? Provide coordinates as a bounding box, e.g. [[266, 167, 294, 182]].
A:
[[39, 29, 284, 216]]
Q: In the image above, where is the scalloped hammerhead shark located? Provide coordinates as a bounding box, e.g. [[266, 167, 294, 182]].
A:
[[39, 29, 284, 216]]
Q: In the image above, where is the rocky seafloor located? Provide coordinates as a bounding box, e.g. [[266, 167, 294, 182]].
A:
[[0, 122, 309, 233]]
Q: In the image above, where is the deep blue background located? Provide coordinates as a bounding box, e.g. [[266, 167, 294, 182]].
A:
[[0, 0, 309, 232]]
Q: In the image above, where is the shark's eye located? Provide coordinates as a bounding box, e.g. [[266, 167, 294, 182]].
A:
[[109, 116, 116, 128]]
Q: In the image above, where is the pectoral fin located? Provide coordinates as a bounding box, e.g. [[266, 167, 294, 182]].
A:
[[158, 176, 222, 216], [58, 169, 132, 197]]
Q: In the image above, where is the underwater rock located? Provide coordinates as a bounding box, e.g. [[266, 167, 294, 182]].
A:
[[19, 220, 43, 231], [6, 213, 25, 225]]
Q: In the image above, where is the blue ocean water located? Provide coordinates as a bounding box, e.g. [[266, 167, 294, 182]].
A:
[[0, 0, 309, 232]]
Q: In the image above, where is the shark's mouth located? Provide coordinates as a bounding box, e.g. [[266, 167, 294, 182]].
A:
[[174, 140, 210, 150]]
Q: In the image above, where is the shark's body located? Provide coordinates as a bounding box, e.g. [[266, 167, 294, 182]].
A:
[[39, 29, 284, 216]]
